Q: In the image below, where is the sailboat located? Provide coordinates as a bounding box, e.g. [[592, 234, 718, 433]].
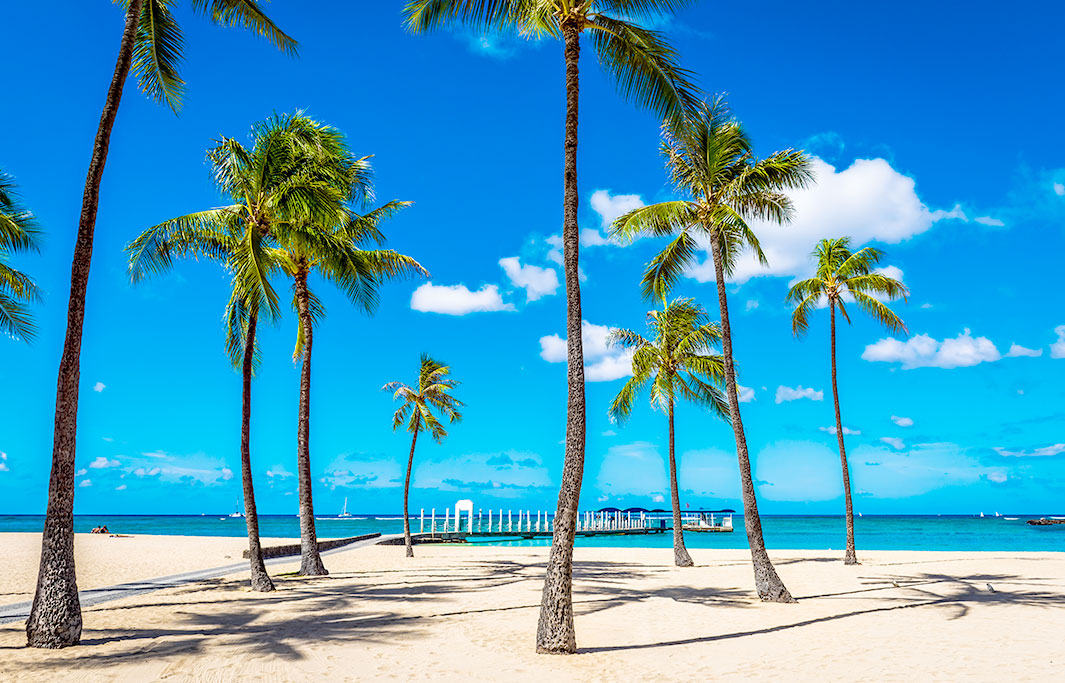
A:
[[338, 497, 352, 518], [229, 501, 244, 519], [979, 512, 985, 518]]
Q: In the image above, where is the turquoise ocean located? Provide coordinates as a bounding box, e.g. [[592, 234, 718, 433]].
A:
[[2, 514, 1063, 552]]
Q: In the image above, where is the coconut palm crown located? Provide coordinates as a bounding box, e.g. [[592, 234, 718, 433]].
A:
[[0, 171, 42, 342], [608, 297, 728, 567]]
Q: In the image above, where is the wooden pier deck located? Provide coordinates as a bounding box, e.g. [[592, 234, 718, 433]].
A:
[[419, 527, 670, 543]]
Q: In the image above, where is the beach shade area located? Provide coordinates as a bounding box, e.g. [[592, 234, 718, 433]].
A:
[[2, 536, 1065, 680]]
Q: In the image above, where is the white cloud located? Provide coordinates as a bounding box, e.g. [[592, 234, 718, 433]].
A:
[[1054, 182, 1064, 196], [737, 384, 755, 403], [545, 235, 563, 265], [539, 320, 633, 382], [93, 382, 106, 393], [89, 456, 121, 469], [863, 328, 1001, 369], [745, 300, 759, 311], [590, 189, 644, 228], [890, 415, 914, 427], [880, 437, 906, 450], [993, 444, 1065, 457], [79, 479, 92, 488], [602, 429, 617, 437], [986, 471, 1008, 483], [685, 158, 976, 283], [775, 385, 823, 404], [499, 257, 559, 302], [266, 466, 293, 479], [1006, 343, 1043, 358], [411, 283, 514, 315], [651, 493, 665, 503], [75, 468, 87, 476], [133, 467, 162, 477], [1051, 326, 1065, 359], [820, 425, 860, 435], [115, 484, 127, 491], [0, 451, 7, 473], [220, 467, 233, 481], [974, 215, 1005, 227]]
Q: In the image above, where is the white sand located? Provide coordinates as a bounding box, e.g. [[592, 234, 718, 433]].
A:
[[1, 534, 1062, 681]]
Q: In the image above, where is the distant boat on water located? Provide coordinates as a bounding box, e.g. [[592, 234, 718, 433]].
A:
[[338, 497, 352, 518], [229, 502, 244, 519]]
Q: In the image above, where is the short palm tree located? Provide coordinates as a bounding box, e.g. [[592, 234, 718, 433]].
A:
[[383, 354, 463, 558], [0, 171, 42, 343], [787, 237, 907, 565], [127, 113, 351, 594], [608, 298, 728, 567], [612, 97, 812, 603], [278, 202, 428, 576], [30, 1, 295, 648], [403, 0, 699, 654]]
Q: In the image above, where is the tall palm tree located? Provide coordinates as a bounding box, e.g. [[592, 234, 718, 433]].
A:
[[611, 97, 812, 603], [0, 171, 42, 343], [608, 298, 728, 567], [30, 1, 295, 648], [787, 237, 907, 565], [278, 203, 428, 576], [383, 354, 463, 558], [403, 0, 698, 653], [127, 113, 351, 593]]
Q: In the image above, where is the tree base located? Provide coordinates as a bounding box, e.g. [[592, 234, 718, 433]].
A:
[[405, 545, 414, 558], [674, 547, 695, 567], [297, 552, 329, 577]]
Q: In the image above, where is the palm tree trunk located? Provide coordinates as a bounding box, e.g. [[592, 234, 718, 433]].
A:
[[403, 430, 419, 558], [26, 0, 145, 649], [242, 307, 274, 592], [294, 271, 327, 576], [709, 236, 794, 603], [537, 21, 585, 656], [830, 301, 858, 565], [668, 397, 693, 567]]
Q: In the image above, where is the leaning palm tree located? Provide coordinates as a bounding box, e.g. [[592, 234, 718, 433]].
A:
[[608, 298, 728, 567], [787, 237, 907, 565], [127, 113, 351, 594], [612, 97, 813, 603], [0, 171, 42, 343], [383, 354, 463, 558], [403, 0, 699, 653], [30, 1, 295, 648], [278, 202, 428, 576]]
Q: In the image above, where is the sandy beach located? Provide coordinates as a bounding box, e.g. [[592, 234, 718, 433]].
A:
[[1, 534, 1062, 681]]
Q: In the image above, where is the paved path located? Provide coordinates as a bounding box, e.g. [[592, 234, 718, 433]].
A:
[[0, 533, 403, 626]]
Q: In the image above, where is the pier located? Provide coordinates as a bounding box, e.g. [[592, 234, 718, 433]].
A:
[[413, 501, 732, 542]]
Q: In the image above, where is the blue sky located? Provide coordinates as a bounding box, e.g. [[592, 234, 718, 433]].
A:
[[1, 1, 1063, 516]]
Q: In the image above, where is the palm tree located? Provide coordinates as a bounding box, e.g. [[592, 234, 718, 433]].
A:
[[608, 298, 728, 567], [611, 97, 812, 603], [29, 1, 295, 648], [0, 171, 42, 343], [127, 113, 351, 594], [403, 0, 698, 653], [278, 203, 428, 576], [383, 354, 463, 558], [787, 237, 907, 565]]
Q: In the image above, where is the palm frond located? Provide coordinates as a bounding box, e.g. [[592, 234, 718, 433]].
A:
[[194, 0, 298, 54]]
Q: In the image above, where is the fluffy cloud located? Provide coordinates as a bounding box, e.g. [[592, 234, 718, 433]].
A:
[[89, 456, 121, 469], [411, 283, 514, 315], [590, 189, 644, 229], [775, 385, 823, 403], [133, 467, 162, 477], [880, 437, 906, 450], [820, 426, 860, 436], [115, 484, 127, 491], [1054, 183, 1065, 196], [1005, 343, 1042, 358], [0, 451, 7, 472], [499, 257, 559, 302], [974, 216, 1005, 227], [993, 443, 1065, 457], [736, 384, 755, 403], [93, 382, 106, 393], [1051, 326, 1065, 359], [79, 479, 92, 488], [539, 320, 633, 382], [683, 158, 992, 283], [891, 415, 914, 427], [863, 329, 1001, 369]]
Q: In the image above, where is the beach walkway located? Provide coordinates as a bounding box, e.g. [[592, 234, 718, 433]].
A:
[[0, 533, 402, 626]]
